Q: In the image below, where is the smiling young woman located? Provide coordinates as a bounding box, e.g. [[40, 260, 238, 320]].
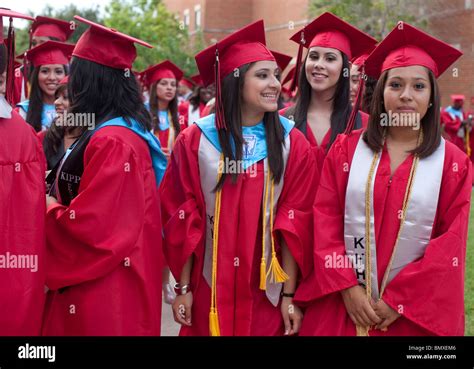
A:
[[16, 41, 73, 132], [160, 20, 318, 336], [282, 12, 377, 173], [294, 22, 471, 336]]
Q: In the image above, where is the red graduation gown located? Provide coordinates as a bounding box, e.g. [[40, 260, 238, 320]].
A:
[[42, 127, 163, 336], [178, 101, 206, 127], [279, 107, 369, 173], [295, 129, 471, 336], [0, 110, 46, 335], [160, 124, 318, 336]]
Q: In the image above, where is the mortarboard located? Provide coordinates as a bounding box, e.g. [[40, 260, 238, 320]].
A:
[[72, 16, 153, 70], [140, 60, 183, 88], [31, 16, 74, 42], [195, 20, 275, 130], [289, 12, 377, 92], [270, 50, 292, 72], [364, 22, 462, 79], [26, 40, 74, 67]]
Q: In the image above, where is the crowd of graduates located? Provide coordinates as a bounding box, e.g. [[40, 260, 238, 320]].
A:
[[0, 7, 472, 337]]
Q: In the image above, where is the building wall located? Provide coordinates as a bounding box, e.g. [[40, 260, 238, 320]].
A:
[[425, 0, 474, 111]]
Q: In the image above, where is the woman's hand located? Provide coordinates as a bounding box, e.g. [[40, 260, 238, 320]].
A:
[[341, 285, 382, 328], [281, 296, 303, 335], [372, 299, 400, 331], [172, 292, 193, 327]]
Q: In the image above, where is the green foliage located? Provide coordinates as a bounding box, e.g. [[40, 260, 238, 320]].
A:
[[309, 0, 428, 40], [104, 0, 196, 74]]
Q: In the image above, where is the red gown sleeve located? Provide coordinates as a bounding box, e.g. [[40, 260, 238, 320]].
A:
[[45, 132, 147, 290], [295, 133, 359, 305], [382, 146, 472, 336], [274, 129, 319, 278], [178, 100, 189, 129], [441, 109, 462, 137], [0, 113, 46, 335], [159, 126, 205, 279]]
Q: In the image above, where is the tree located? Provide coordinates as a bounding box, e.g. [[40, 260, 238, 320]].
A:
[[104, 0, 198, 74], [309, 0, 428, 40]]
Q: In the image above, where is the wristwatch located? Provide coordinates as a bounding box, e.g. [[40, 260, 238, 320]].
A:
[[174, 282, 191, 295]]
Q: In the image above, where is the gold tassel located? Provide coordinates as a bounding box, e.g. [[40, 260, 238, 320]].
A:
[[209, 308, 220, 336], [259, 257, 267, 290], [267, 251, 289, 283], [356, 325, 369, 336]]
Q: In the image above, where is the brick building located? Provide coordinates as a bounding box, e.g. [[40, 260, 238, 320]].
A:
[[164, 0, 473, 110]]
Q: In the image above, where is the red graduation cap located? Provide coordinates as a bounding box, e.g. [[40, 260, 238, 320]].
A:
[[289, 12, 377, 92], [190, 74, 203, 86], [364, 22, 463, 79], [180, 77, 195, 89], [450, 94, 465, 102], [140, 60, 183, 88], [72, 16, 153, 70], [195, 20, 275, 129], [1, 8, 34, 105], [31, 16, 74, 42], [26, 40, 74, 67], [270, 50, 292, 72], [282, 65, 296, 87]]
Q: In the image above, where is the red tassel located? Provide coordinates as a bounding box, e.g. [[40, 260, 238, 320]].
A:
[[344, 65, 366, 135], [290, 29, 306, 93], [214, 48, 227, 130], [5, 18, 16, 106]]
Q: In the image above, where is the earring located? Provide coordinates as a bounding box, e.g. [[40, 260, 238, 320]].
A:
[[429, 103, 433, 107]]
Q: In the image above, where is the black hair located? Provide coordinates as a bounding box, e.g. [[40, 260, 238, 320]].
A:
[[68, 57, 151, 133], [284, 51, 352, 150], [26, 64, 67, 132], [0, 43, 7, 74], [215, 62, 284, 190]]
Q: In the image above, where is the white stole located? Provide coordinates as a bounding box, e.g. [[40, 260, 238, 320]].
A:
[[188, 104, 201, 125], [344, 135, 445, 300], [198, 134, 291, 306]]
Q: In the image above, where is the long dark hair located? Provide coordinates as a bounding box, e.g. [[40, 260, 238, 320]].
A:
[[68, 57, 151, 134], [43, 84, 80, 168], [189, 86, 205, 111], [284, 52, 351, 149], [361, 75, 377, 114], [363, 69, 441, 158], [26, 65, 67, 132], [149, 80, 180, 134], [215, 62, 285, 190], [0, 43, 6, 74]]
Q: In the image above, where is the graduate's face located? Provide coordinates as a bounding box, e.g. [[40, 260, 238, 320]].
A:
[[383, 65, 432, 123], [305, 46, 343, 93], [241, 60, 281, 114], [156, 78, 177, 103], [38, 64, 66, 99], [54, 88, 69, 114], [349, 63, 362, 106], [31, 36, 52, 48], [177, 82, 191, 96], [199, 87, 212, 104]]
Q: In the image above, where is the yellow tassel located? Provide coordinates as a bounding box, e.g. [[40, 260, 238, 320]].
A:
[[267, 251, 289, 283], [356, 325, 369, 336], [259, 258, 267, 290], [209, 308, 220, 336]]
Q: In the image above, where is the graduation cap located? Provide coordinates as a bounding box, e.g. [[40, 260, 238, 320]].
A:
[[450, 94, 465, 102], [364, 22, 462, 79], [195, 20, 275, 130], [59, 75, 68, 84], [140, 60, 184, 88], [31, 16, 75, 43], [289, 12, 377, 92], [190, 74, 203, 87], [0, 8, 34, 105], [179, 77, 195, 89], [26, 40, 74, 67], [270, 50, 292, 72], [72, 16, 152, 70]]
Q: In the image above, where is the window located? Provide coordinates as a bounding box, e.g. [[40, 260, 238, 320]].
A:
[[183, 9, 190, 28], [466, 0, 472, 9], [194, 5, 201, 30]]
